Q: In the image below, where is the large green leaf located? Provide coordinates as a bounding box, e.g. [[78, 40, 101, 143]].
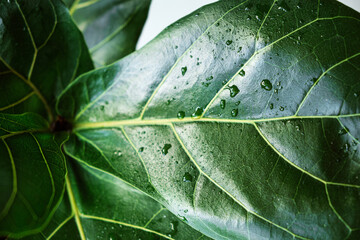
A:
[[0, 0, 93, 122], [67, 0, 151, 67], [0, 0, 92, 237], [23, 160, 211, 240], [58, 0, 360, 239], [0, 113, 68, 238]]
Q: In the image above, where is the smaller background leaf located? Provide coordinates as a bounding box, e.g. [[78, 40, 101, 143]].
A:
[[68, 0, 152, 67]]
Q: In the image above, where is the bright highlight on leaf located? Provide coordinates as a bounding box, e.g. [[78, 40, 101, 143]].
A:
[[1, 0, 360, 239]]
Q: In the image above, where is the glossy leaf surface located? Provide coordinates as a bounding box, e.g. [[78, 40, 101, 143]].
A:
[[0, 0, 91, 237], [0, 113, 68, 238], [0, 0, 93, 122], [23, 161, 211, 240], [67, 0, 151, 66], [58, 0, 360, 239]]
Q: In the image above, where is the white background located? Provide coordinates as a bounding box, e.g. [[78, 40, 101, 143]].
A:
[[137, 0, 360, 49]]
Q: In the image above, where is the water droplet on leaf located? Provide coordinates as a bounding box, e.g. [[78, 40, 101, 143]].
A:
[[261, 79, 272, 91], [231, 108, 238, 117], [226, 40, 233, 45], [181, 67, 187, 76], [220, 100, 226, 109], [338, 127, 349, 135], [229, 85, 240, 97], [192, 107, 203, 118], [183, 172, 193, 182], [166, 98, 175, 105], [114, 151, 122, 156], [179, 216, 188, 222], [162, 144, 172, 155], [177, 111, 185, 119]]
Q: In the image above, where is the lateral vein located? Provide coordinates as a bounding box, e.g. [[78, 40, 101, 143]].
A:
[[0, 139, 17, 221], [80, 214, 175, 240], [169, 124, 308, 239]]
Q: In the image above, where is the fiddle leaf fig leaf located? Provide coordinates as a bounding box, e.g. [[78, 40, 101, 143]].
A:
[[23, 161, 211, 240], [0, 113, 68, 238], [0, 0, 91, 237], [67, 0, 152, 67], [0, 0, 93, 122], [58, 0, 360, 239]]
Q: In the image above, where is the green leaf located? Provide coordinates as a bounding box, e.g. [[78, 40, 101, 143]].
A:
[[58, 0, 360, 239], [67, 0, 151, 67], [0, 113, 68, 238], [0, 0, 92, 237], [0, 0, 93, 122], [23, 160, 211, 240]]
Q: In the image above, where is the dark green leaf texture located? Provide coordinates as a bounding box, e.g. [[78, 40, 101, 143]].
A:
[[0, 0, 93, 122], [67, 0, 151, 66], [23, 161, 211, 240], [0, 0, 91, 237], [0, 113, 68, 238], [58, 0, 360, 239]]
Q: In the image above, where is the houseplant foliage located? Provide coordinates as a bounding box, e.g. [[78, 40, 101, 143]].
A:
[[64, 0, 151, 67], [1, 0, 360, 239]]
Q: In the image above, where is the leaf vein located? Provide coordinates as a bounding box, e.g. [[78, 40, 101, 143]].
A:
[[295, 52, 360, 115], [30, 133, 56, 216], [139, 0, 251, 119], [0, 91, 35, 111], [120, 127, 162, 197], [66, 175, 86, 240], [46, 213, 74, 240], [324, 184, 352, 232], [89, 2, 144, 55], [80, 214, 175, 240], [254, 123, 360, 188], [0, 139, 17, 221], [169, 124, 308, 239]]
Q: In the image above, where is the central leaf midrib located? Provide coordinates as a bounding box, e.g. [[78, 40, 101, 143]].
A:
[[72, 113, 360, 130]]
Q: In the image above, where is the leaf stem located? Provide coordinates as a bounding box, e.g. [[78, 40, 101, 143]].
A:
[[66, 175, 86, 240]]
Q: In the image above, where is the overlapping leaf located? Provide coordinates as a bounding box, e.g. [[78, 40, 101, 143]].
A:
[[0, 113, 68, 238], [66, 0, 151, 66], [0, 0, 93, 121], [23, 161, 211, 240], [0, 0, 92, 237], [58, 0, 360, 239]]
